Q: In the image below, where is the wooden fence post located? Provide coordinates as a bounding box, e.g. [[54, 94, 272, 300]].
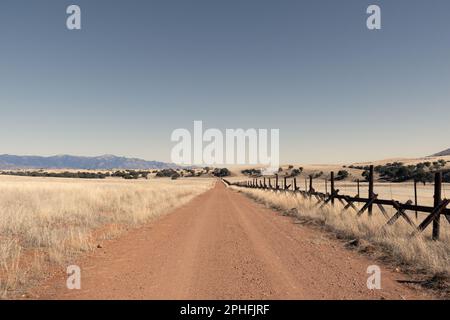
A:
[[275, 174, 279, 190], [294, 178, 297, 190], [414, 179, 418, 220], [330, 172, 335, 205], [368, 165, 374, 216], [284, 176, 287, 190], [432, 172, 442, 240], [325, 179, 328, 194], [309, 176, 313, 193], [357, 179, 360, 197]]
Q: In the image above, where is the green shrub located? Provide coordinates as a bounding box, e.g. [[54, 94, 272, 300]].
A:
[[335, 170, 349, 181], [213, 168, 230, 177]]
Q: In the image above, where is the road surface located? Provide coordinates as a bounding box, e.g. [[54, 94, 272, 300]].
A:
[[34, 182, 430, 299]]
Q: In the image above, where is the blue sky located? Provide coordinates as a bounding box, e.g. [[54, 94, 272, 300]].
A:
[[0, 0, 449, 164]]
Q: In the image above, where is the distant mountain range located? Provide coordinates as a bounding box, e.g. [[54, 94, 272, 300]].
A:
[[431, 148, 450, 157], [0, 154, 176, 170]]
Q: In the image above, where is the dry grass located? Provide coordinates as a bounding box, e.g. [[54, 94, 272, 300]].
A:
[[231, 186, 450, 293], [0, 176, 213, 298]]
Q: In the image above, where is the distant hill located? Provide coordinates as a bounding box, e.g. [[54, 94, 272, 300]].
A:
[[430, 148, 450, 157], [0, 154, 176, 170]]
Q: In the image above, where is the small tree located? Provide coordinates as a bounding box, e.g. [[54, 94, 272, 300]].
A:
[[171, 172, 181, 180], [362, 170, 370, 182], [336, 170, 349, 181], [213, 168, 231, 177]]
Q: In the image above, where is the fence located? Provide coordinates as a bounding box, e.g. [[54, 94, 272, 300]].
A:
[[224, 165, 450, 240]]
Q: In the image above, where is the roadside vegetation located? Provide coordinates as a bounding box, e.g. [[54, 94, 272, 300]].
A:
[[212, 168, 231, 177], [0, 170, 110, 179], [241, 168, 262, 176], [1, 167, 228, 181], [0, 169, 153, 180]]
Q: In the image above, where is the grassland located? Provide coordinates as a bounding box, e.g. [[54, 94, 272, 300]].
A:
[[0, 175, 213, 298]]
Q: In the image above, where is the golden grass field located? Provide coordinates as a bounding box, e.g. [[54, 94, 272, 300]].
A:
[[231, 185, 450, 288], [0, 175, 213, 298]]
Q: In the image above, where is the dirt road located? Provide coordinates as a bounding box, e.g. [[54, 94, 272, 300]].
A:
[[35, 182, 430, 299]]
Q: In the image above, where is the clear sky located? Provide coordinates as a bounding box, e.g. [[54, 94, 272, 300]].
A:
[[0, 0, 449, 164]]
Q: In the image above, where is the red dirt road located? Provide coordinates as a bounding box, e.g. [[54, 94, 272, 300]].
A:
[[35, 182, 430, 299]]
